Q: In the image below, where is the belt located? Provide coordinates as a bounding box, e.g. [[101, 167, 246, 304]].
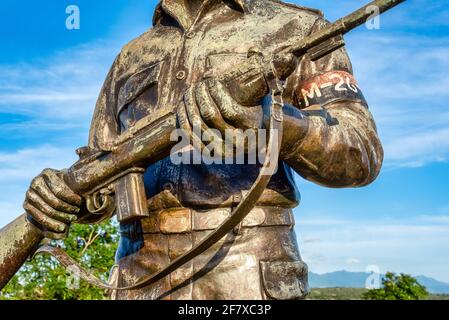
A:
[[120, 207, 294, 237], [145, 189, 298, 212]]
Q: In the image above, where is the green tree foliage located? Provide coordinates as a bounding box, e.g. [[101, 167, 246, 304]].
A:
[[363, 272, 429, 300], [0, 220, 118, 300]]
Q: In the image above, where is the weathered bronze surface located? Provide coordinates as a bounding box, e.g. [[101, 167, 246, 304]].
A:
[[0, 0, 407, 299], [0, 215, 43, 289]]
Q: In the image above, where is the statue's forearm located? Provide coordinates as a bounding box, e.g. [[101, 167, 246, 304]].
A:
[[282, 101, 384, 187]]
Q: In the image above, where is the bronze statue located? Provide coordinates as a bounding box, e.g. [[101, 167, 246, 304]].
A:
[[0, 0, 405, 300]]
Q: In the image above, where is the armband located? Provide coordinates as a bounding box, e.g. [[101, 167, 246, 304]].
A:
[[297, 71, 367, 108]]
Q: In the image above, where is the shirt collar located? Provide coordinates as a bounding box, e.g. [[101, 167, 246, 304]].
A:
[[153, 0, 246, 30]]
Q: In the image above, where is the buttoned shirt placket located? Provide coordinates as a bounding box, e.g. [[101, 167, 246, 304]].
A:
[[160, 0, 228, 200]]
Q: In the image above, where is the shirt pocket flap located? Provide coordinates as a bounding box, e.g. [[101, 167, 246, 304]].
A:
[[205, 53, 247, 78], [260, 260, 309, 300], [117, 61, 164, 116]]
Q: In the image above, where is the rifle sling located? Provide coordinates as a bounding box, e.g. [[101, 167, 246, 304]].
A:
[[35, 89, 284, 291]]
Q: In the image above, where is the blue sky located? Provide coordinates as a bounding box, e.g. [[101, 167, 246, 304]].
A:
[[1, 0, 448, 283]]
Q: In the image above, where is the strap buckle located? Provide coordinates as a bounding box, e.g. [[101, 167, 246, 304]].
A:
[[265, 59, 285, 123]]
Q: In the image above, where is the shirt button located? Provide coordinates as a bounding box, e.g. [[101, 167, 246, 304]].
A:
[[185, 31, 196, 39], [176, 70, 186, 80], [163, 182, 174, 192]]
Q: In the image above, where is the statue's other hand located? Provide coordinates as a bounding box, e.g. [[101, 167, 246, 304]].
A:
[[193, 53, 298, 131], [177, 79, 264, 159], [24, 168, 82, 240], [193, 79, 263, 132]]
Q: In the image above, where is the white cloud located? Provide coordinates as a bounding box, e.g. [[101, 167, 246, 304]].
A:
[[417, 215, 449, 224], [384, 126, 449, 168], [299, 217, 349, 226], [302, 236, 322, 244], [0, 145, 78, 182], [0, 92, 95, 104], [0, 121, 86, 134], [295, 213, 449, 283], [0, 145, 79, 227], [0, 40, 121, 121], [346, 32, 449, 169], [346, 258, 360, 265]]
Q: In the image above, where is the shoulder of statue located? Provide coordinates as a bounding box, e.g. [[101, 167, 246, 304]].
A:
[[268, 0, 324, 17], [120, 28, 158, 54], [117, 25, 177, 65]]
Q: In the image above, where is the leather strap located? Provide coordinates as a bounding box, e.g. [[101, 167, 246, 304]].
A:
[[35, 84, 284, 291]]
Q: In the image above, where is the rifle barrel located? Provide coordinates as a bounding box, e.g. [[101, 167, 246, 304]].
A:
[[285, 0, 406, 55]]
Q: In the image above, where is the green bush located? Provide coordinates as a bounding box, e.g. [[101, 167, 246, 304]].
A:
[[0, 221, 118, 300], [363, 272, 429, 300]]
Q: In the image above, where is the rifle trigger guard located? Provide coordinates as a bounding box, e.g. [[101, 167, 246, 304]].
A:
[[86, 187, 115, 216]]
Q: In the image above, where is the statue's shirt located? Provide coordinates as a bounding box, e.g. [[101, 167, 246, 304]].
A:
[[88, 0, 383, 209]]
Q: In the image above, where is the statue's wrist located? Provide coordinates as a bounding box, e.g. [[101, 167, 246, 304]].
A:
[[279, 114, 310, 159]]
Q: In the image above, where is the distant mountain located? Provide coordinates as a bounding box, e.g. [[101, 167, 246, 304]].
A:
[[309, 271, 449, 294], [415, 276, 449, 295]]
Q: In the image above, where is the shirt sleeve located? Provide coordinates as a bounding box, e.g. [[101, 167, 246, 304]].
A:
[[74, 54, 123, 224], [283, 18, 384, 188], [88, 54, 122, 151]]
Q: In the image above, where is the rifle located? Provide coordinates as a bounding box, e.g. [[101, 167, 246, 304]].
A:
[[0, 0, 405, 291]]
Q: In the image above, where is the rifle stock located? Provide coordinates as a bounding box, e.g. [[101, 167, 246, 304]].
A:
[[0, 214, 44, 289]]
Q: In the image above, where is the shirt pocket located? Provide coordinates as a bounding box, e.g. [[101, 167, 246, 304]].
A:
[[204, 52, 267, 106], [117, 60, 164, 132], [260, 260, 309, 300], [204, 52, 248, 78]]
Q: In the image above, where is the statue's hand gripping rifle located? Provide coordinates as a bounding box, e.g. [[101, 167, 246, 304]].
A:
[[0, 0, 405, 291]]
